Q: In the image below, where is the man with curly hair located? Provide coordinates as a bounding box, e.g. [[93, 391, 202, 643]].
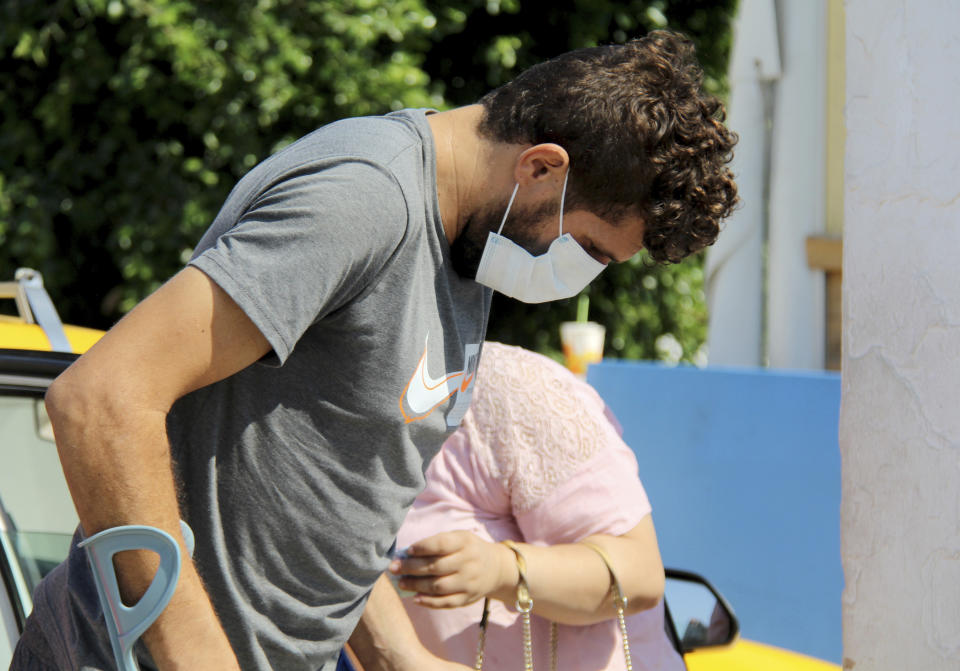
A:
[[460, 29, 738, 272], [15, 29, 736, 671]]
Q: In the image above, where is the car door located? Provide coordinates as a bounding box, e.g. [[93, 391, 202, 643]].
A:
[[0, 349, 78, 666]]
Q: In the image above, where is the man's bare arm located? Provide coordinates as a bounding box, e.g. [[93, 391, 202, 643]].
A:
[[347, 574, 471, 671], [46, 266, 271, 670]]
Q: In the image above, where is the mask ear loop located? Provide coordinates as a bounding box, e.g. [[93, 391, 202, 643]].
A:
[[558, 169, 570, 237], [496, 183, 520, 235]]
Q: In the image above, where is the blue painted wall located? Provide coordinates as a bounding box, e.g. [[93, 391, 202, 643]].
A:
[[587, 360, 842, 664]]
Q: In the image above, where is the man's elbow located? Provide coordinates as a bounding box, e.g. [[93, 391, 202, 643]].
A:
[[46, 368, 86, 439], [45, 364, 116, 466]]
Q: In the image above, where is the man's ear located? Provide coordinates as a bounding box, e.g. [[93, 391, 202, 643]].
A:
[[514, 143, 569, 186]]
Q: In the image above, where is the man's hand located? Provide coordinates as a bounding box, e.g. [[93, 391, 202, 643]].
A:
[[349, 574, 473, 671], [389, 531, 519, 608]]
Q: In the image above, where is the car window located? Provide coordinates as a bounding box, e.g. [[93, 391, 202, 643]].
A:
[[0, 394, 78, 614]]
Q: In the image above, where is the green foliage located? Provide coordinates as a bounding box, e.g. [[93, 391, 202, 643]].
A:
[[489, 251, 709, 365], [0, 0, 442, 323], [422, 0, 735, 104], [0, 0, 736, 364]]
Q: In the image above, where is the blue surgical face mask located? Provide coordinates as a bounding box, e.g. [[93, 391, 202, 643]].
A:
[[474, 171, 606, 303]]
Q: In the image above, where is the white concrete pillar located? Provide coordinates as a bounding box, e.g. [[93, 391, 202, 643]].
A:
[[841, 2, 960, 669], [765, 0, 827, 369], [707, 0, 827, 370], [704, 0, 780, 367]]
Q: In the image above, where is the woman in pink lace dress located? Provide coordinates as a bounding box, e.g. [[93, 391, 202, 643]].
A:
[[387, 342, 685, 671]]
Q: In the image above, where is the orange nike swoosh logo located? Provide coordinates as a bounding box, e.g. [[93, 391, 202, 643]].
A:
[[399, 335, 467, 424]]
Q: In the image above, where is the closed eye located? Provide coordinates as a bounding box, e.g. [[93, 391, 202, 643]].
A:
[[586, 243, 612, 265]]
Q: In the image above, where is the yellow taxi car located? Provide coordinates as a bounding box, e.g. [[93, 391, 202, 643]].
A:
[[0, 268, 838, 670]]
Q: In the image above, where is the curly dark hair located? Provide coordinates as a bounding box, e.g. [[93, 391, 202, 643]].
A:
[[478, 30, 738, 263]]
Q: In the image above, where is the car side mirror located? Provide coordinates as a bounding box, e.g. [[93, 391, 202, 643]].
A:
[[664, 568, 739, 653]]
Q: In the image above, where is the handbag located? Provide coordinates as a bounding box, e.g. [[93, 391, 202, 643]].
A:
[[474, 540, 633, 671]]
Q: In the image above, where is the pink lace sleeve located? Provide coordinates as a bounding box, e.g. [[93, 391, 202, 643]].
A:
[[459, 343, 651, 542]]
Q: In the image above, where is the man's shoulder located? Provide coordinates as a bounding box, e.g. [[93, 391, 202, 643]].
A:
[[213, 110, 432, 224], [279, 109, 431, 169]]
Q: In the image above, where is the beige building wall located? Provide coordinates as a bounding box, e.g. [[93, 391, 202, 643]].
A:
[[841, 1, 960, 668]]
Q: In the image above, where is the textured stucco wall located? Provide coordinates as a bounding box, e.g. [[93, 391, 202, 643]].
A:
[[841, 2, 960, 669]]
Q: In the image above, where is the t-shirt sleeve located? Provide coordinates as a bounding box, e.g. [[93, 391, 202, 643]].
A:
[[189, 159, 406, 364], [513, 434, 652, 545]]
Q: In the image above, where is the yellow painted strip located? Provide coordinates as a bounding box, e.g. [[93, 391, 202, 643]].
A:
[[685, 639, 840, 671], [826, 0, 846, 237], [0, 318, 105, 354]]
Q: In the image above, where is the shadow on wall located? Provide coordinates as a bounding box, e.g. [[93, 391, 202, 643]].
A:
[[587, 360, 842, 664]]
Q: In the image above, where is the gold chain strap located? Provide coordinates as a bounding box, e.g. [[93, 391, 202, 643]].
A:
[[581, 541, 633, 671], [474, 598, 490, 670], [501, 540, 535, 671], [475, 540, 534, 671], [550, 621, 558, 671], [475, 540, 632, 671]]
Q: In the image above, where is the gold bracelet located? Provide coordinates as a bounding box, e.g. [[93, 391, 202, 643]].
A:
[[500, 539, 532, 612]]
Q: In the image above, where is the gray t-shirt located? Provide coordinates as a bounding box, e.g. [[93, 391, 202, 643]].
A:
[[29, 110, 491, 670]]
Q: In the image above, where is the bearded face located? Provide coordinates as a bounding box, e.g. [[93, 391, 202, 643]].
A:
[[449, 198, 559, 278]]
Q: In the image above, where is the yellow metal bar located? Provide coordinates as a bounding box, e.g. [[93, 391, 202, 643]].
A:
[[826, 0, 846, 237]]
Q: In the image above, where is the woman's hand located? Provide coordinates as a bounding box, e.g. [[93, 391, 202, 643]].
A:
[[390, 531, 519, 608]]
